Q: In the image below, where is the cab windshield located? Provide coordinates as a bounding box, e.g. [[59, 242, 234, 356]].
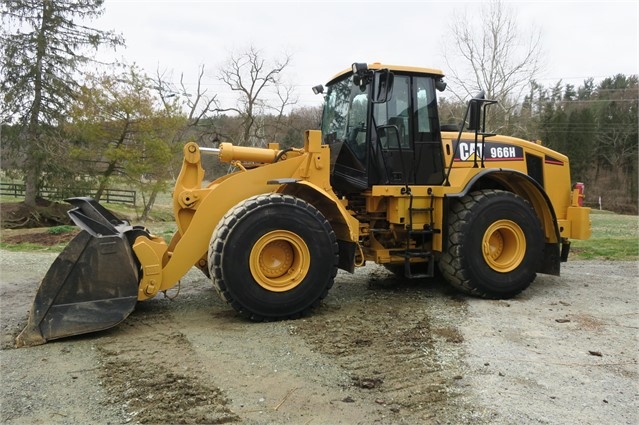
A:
[[320, 75, 369, 163]]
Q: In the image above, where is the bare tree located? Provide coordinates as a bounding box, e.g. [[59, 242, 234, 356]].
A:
[[217, 46, 297, 146], [180, 66, 221, 128], [443, 0, 543, 119], [278, 105, 322, 148], [154, 64, 221, 144]]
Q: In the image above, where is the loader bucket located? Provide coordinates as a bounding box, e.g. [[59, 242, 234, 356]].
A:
[[15, 198, 141, 347]]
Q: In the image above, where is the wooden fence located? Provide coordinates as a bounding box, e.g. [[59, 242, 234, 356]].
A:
[[0, 183, 136, 206]]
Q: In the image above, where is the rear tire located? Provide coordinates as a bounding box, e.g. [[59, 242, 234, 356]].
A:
[[439, 189, 544, 298], [208, 194, 339, 320]]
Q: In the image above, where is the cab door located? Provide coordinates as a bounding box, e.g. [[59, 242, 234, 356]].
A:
[[412, 76, 445, 185], [369, 74, 445, 186], [369, 74, 412, 185]]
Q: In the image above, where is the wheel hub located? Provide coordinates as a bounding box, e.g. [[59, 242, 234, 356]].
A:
[[482, 219, 526, 273], [259, 240, 294, 278], [250, 230, 310, 292]]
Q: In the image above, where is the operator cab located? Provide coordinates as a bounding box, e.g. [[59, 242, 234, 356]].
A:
[[318, 63, 447, 194]]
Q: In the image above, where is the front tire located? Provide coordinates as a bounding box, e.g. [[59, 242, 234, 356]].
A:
[[439, 189, 544, 298], [208, 194, 339, 320]]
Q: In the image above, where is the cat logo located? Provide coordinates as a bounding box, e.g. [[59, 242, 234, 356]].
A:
[[458, 142, 483, 161]]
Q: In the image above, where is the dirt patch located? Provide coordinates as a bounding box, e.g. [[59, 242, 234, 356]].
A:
[[1, 227, 80, 246], [0, 251, 637, 425], [0, 199, 73, 229], [98, 332, 239, 424], [293, 279, 467, 421]]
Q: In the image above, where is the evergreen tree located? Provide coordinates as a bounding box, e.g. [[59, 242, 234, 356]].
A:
[[0, 0, 123, 206], [594, 74, 638, 206], [566, 107, 596, 184]]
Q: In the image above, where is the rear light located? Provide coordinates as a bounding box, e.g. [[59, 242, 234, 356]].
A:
[[572, 182, 585, 207]]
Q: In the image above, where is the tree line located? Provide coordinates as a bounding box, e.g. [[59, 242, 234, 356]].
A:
[[519, 75, 638, 213], [2, 0, 636, 219], [441, 74, 639, 213], [0, 53, 321, 219], [0, 1, 320, 219]]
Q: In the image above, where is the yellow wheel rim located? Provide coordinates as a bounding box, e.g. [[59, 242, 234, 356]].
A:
[[482, 220, 526, 273], [250, 230, 310, 292]]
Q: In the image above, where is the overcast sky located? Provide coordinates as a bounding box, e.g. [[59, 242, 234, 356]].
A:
[[92, 0, 639, 108]]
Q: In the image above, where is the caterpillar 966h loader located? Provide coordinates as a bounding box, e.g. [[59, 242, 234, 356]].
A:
[[16, 63, 591, 347]]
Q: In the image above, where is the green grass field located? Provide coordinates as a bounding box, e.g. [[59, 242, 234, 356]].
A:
[[1, 198, 637, 262], [570, 210, 638, 261]]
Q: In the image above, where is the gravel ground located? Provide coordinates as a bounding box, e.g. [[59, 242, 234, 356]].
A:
[[0, 249, 637, 424]]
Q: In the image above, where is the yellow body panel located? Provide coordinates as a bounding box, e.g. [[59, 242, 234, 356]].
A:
[[565, 207, 592, 240], [441, 131, 590, 242], [134, 126, 591, 299], [133, 124, 590, 300], [134, 131, 358, 300], [18, 63, 594, 347]]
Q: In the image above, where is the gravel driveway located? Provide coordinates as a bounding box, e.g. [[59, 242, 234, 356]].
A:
[[0, 249, 637, 424]]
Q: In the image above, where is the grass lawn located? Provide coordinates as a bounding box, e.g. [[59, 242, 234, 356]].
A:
[[570, 210, 638, 261], [1, 197, 637, 262]]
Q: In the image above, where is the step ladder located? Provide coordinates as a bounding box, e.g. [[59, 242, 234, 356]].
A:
[[394, 190, 439, 279]]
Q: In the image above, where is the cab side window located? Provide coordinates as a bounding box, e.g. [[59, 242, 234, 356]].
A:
[[374, 75, 410, 149], [414, 76, 439, 142]]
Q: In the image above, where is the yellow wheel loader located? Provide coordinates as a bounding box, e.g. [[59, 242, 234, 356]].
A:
[[16, 63, 591, 347]]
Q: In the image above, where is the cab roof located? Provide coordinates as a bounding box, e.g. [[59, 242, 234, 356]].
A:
[[327, 63, 445, 85]]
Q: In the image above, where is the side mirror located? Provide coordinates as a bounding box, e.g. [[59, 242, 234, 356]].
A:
[[468, 90, 485, 131], [373, 70, 394, 103]]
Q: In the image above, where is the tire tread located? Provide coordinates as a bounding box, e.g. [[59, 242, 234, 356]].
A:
[[439, 189, 542, 298], [208, 193, 338, 321]]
